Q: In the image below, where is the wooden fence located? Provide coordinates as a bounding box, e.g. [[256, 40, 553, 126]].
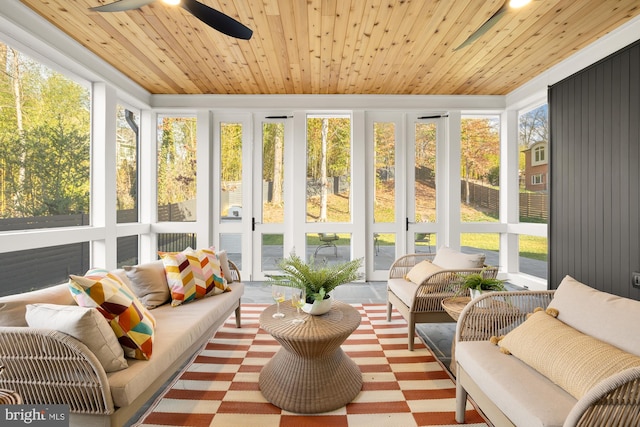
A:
[[460, 180, 548, 221]]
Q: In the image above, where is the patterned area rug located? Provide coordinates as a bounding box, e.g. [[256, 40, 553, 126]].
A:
[[134, 304, 488, 427]]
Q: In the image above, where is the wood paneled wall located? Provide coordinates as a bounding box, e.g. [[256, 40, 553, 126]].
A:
[[549, 39, 640, 299]]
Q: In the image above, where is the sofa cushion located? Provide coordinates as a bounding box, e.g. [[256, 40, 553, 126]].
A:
[[497, 309, 640, 399], [457, 340, 576, 427], [405, 260, 444, 284], [549, 275, 640, 356], [69, 271, 156, 360], [106, 281, 244, 408], [122, 260, 171, 309], [216, 249, 234, 283], [26, 303, 128, 373], [160, 247, 229, 307], [432, 246, 485, 269], [0, 283, 76, 327]]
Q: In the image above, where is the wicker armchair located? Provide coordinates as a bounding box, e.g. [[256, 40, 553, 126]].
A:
[[386, 253, 498, 350], [455, 290, 640, 427]]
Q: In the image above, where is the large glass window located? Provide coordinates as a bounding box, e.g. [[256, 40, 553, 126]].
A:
[[262, 122, 284, 224], [0, 41, 91, 294], [460, 115, 500, 222], [374, 122, 395, 223], [518, 104, 549, 278], [461, 233, 499, 267], [306, 115, 351, 223], [519, 235, 548, 279], [0, 42, 91, 225], [116, 106, 138, 223], [415, 122, 437, 223], [220, 122, 243, 221], [157, 115, 197, 222], [519, 104, 549, 221]]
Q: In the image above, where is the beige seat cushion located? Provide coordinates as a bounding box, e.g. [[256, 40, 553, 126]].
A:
[[106, 281, 244, 408], [388, 278, 419, 307], [457, 341, 576, 427], [497, 310, 640, 399]]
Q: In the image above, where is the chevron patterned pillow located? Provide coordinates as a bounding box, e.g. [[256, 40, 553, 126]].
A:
[[160, 247, 229, 307], [69, 270, 156, 360]]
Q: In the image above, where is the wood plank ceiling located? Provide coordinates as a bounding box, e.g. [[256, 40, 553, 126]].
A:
[[18, 0, 640, 95]]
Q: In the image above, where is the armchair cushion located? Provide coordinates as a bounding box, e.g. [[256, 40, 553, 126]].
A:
[[432, 246, 485, 269], [497, 309, 640, 399], [550, 275, 640, 355], [405, 260, 444, 284], [388, 278, 419, 307]]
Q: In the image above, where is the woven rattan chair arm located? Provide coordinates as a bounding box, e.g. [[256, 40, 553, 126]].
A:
[[455, 290, 555, 343], [564, 367, 640, 427], [0, 327, 114, 414], [228, 260, 241, 282], [388, 253, 436, 279]]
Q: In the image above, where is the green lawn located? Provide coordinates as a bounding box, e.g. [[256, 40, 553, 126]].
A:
[[263, 191, 547, 262]]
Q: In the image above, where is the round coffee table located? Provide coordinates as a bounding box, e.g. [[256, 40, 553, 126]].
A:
[[259, 300, 362, 413]]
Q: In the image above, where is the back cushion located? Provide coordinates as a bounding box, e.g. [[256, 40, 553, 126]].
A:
[[0, 283, 76, 326], [432, 246, 485, 269], [549, 275, 640, 356]]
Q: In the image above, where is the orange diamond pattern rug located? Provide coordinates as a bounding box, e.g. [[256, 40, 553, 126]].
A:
[[134, 303, 488, 427]]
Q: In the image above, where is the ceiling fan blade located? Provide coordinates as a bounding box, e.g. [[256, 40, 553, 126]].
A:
[[181, 0, 253, 40], [90, 0, 155, 12], [454, 1, 509, 51]]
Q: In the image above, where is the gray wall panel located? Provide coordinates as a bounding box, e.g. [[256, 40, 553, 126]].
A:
[[549, 40, 640, 300]]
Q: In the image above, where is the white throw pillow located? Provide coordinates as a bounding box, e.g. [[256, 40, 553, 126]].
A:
[[26, 303, 128, 373], [432, 246, 485, 269]]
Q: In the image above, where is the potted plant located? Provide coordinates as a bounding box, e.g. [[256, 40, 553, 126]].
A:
[[270, 252, 363, 315], [459, 271, 506, 307]]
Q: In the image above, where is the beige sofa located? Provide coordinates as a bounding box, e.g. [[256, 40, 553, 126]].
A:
[[0, 259, 244, 427], [455, 276, 640, 427]]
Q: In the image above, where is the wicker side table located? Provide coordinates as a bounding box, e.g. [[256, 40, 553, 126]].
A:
[[259, 300, 362, 413]]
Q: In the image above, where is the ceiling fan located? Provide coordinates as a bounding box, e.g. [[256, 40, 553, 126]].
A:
[[454, 0, 532, 51], [89, 0, 253, 40]]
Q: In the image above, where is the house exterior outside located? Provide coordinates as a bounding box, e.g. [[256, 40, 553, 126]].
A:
[[523, 141, 548, 192]]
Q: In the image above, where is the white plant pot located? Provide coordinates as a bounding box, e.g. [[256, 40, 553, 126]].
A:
[[470, 289, 490, 308], [302, 295, 332, 315]]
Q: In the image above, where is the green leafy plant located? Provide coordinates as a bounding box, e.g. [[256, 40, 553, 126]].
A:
[[459, 271, 506, 292], [270, 252, 363, 302]]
